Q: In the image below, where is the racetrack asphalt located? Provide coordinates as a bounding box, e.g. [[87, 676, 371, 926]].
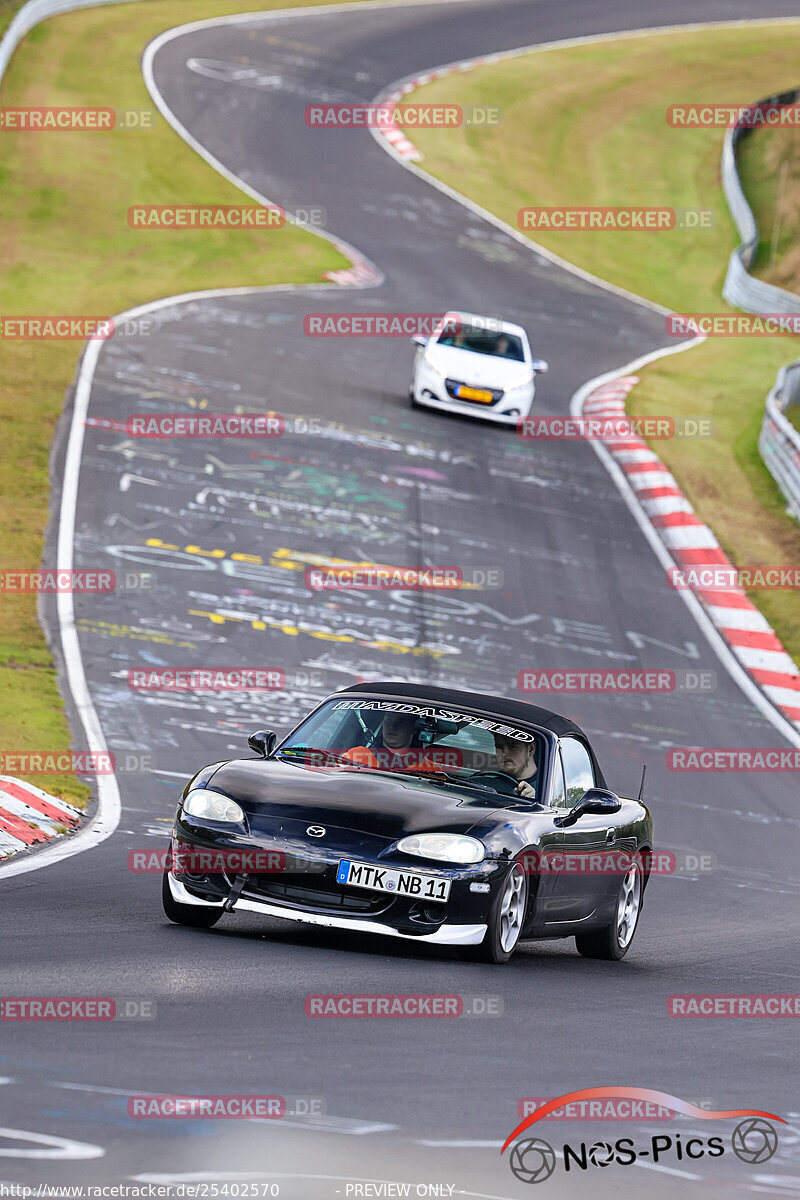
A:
[[2, 0, 799, 1193]]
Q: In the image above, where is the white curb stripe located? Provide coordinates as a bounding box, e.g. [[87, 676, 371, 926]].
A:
[[0, 831, 27, 856], [762, 684, 800, 708], [641, 495, 695, 516], [625, 470, 679, 490], [707, 605, 773, 633], [659, 525, 721, 550]]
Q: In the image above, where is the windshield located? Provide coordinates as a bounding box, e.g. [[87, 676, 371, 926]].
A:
[[437, 327, 526, 363], [276, 698, 546, 799]]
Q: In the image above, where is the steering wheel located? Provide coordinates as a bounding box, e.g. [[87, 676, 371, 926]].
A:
[[466, 770, 522, 796]]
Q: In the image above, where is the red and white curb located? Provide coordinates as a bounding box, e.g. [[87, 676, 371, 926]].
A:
[[0, 776, 82, 859], [582, 377, 800, 732], [324, 256, 382, 286], [376, 52, 520, 164], [375, 58, 498, 163]]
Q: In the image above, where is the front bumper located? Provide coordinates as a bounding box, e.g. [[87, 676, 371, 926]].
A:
[[412, 361, 533, 424], [167, 874, 487, 945], [169, 813, 504, 945]]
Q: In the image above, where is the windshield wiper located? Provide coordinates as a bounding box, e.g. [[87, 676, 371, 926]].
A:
[[276, 747, 368, 769], [398, 769, 498, 793]]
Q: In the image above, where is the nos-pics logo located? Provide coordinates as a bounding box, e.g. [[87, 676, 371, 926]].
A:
[[502, 1088, 782, 1184]]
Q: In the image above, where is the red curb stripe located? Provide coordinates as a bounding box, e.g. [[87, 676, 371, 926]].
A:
[[620, 460, 670, 474], [636, 486, 683, 501], [651, 512, 706, 528], [671, 548, 729, 566], [720, 629, 788, 652], [751, 669, 800, 690], [0, 808, 50, 845], [697, 589, 754, 609], [0, 780, 79, 825]]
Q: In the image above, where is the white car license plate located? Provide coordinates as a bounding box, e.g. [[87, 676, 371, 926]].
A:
[[336, 859, 451, 901]]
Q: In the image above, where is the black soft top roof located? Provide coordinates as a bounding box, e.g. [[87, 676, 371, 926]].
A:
[[337, 681, 586, 738], [337, 682, 608, 789]]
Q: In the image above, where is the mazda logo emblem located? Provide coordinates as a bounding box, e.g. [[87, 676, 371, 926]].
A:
[[307, 825, 326, 838]]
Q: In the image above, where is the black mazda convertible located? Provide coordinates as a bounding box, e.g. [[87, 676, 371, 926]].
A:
[[162, 682, 653, 963]]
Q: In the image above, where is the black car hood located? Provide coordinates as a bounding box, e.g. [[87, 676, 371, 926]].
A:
[[206, 758, 516, 841]]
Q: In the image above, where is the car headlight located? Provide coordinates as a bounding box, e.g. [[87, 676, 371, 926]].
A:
[[396, 833, 485, 864], [423, 349, 448, 377], [504, 371, 534, 390], [183, 789, 244, 824]]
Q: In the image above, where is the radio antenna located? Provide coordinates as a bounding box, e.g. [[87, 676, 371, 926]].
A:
[[638, 764, 647, 802]]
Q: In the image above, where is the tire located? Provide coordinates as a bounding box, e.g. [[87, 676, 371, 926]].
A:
[[162, 870, 224, 929], [575, 857, 642, 961], [465, 861, 528, 964]]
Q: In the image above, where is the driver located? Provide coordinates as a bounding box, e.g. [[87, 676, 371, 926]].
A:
[[343, 713, 440, 773], [492, 733, 538, 799]]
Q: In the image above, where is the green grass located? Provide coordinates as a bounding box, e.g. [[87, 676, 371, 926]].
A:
[[0, 0, 405, 803], [402, 21, 800, 669], [0, 0, 24, 36]]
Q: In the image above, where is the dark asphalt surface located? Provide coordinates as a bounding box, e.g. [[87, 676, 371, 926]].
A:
[[2, 0, 799, 1194]]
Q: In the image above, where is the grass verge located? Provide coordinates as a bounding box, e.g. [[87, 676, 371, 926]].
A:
[[0, 0, 390, 803], [400, 21, 800, 670]]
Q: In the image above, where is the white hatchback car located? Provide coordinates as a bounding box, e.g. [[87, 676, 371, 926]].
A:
[[409, 312, 548, 425]]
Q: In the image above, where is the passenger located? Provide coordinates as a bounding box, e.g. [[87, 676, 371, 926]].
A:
[[344, 713, 440, 773]]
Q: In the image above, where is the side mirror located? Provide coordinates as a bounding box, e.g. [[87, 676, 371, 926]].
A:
[[411, 335, 427, 348], [554, 787, 622, 828], [248, 729, 277, 758], [531, 359, 549, 374]]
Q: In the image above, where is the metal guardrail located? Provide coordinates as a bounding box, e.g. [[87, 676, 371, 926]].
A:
[[721, 87, 800, 314], [760, 360, 800, 522], [0, 0, 138, 86], [720, 89, 800, 520]]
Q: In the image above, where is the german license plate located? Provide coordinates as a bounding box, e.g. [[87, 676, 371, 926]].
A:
[[337, 859, 451, 901], [456, 385, 493, 403]]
